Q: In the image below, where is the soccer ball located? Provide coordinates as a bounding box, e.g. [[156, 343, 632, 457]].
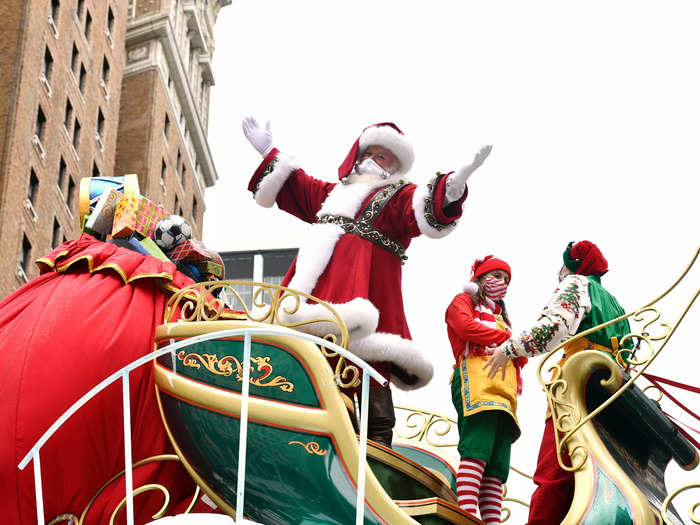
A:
[[154, 215, 192, 251]]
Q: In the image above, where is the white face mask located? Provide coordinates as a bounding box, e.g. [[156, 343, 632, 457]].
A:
[[558, 266, 572, 282], [356, 158, 391, 179]]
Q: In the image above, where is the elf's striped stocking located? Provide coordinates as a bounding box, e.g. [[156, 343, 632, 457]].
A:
[[456, 458, 485, 514], [478, 475, 503, 524]]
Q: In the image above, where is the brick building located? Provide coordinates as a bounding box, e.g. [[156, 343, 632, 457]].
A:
[[0, 0, 229, 298]]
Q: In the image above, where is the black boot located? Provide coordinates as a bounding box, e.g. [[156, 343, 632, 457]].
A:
[[367, 385, 396, 448]]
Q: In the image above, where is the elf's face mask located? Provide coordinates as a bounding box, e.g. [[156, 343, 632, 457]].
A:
[[484, 276, 508, 301], [558, 265, 573, 283]]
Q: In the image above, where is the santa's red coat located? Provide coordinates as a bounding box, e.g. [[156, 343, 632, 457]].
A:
[[249, 148, 468, 389]]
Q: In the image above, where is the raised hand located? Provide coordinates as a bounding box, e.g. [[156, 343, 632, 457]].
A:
[[241, 116, 273, 157], [445, 145, 493, 203]]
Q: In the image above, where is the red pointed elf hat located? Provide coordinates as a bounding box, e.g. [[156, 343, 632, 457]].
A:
[[563, 240, 608, 276], [337, 122, 415, 179]]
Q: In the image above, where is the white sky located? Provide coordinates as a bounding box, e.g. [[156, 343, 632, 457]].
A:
[[204, 1, 699, 522]]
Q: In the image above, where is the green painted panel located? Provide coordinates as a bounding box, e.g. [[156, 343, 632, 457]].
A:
[[367, 457, 437, 501], [161, 393, 386, 524], [170, 338, 320, 408], [393, 444, 457, 493], [581, 462, 634, 525]]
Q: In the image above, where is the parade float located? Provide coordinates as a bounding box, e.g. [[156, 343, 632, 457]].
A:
[[4, 176, 698, 524]]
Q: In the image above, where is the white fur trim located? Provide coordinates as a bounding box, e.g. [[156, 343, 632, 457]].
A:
[[317, 182, 374, 219], [287, 223, 344, 295], [254, 152, 300, 208], [411, 177, 459, 239], [463, 282, 479, 295], [348, 332, 433, 391], [278, 297, 379, 340], [359, 126, 414, 175]]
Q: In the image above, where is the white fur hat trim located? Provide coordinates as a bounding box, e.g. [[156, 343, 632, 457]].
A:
[[463, 282, 479, 295], [359, 126, 414, 175]]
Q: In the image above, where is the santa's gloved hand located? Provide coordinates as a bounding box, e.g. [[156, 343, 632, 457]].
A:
[[445, 145, 493, 203], [241, 116, 274, 157]]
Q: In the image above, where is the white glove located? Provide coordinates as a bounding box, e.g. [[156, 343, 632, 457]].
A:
[[445, 145, 493, 204], [241, 116, 274, 157]]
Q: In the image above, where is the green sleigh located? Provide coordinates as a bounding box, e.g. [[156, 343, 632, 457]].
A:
[[151, 258, 699, 524]]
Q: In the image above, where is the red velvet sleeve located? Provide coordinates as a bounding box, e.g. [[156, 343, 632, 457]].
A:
[[446, 294, 511, 346], [248, 148, 335, 224], [275, 170, 336, 224]]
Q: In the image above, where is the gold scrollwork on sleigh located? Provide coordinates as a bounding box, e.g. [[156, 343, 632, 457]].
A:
[[288, 440, 328, 456], [163, 281, 361, 388], [177, 351, 295, 392]]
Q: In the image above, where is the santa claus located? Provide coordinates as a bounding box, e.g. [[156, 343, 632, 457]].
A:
[[242, 117, 491, 446]]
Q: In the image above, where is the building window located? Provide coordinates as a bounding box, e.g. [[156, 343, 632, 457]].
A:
[[107, 6, 115, 35], [97, 108, 105, 139], [180, 163, 185, 183], [72, 118, 81, 150], [101, 57, 110, 84], [35, 106, 47, 142], [164, 113, 170, 137], [84, 10, 92, 39], [174, 195, 180, 215], [52, 218, 61, 248], [50, 0, 60, 23], [92, 161, 100, 177], [192, 197, 198, 222], [28, 169, 39, 205], [43, 46, 54, 82], [64, 98, 73, 130], [161, 159, 167, 192], [66, 177, 76, 209], [79, 63, 86, 92], [71, 43, 79, 72], [70, 44, 79, 74], [21, 235, 32, 274], [58, 156, 67, 191], [76, 0, 85, 18]]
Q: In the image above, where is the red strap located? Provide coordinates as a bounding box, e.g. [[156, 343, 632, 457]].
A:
[[663, 411, 700, 451], [642, 372, 700, 394], [643, 375, 700, 424]]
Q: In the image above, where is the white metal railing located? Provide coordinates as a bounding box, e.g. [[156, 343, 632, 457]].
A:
[[18, 327, 386, 525]]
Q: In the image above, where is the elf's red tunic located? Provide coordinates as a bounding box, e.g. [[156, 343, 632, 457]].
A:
[[248, 148, 468, 389]]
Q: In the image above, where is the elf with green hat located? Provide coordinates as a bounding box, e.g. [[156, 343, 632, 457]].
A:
[[484, 240, 633, 525]]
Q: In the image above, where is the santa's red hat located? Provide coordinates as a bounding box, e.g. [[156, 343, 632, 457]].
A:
[[563, 240, 608, 276], [337, 122, 415, 179]]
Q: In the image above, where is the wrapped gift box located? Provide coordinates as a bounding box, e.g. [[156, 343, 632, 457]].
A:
[[85, 189, 123, 235], [195, 260, 224, 279], [168, 239, 213, 263], [138, 237, 170, 263], [79, 174, 139, 222], [111, 195, 165, 239]]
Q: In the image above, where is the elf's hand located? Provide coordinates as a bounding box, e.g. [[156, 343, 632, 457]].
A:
[[483, 345, 509, 380], [446, 145, 492, 202], [242, 116, 273, 157]]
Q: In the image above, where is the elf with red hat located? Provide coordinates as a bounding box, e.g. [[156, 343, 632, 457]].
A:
[[484, 240, 633, 524], [242, 116, 491, 446], [446, 255, 527, 523]]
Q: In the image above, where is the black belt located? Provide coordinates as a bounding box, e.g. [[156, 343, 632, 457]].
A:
[[317, 181, 408, 264]]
